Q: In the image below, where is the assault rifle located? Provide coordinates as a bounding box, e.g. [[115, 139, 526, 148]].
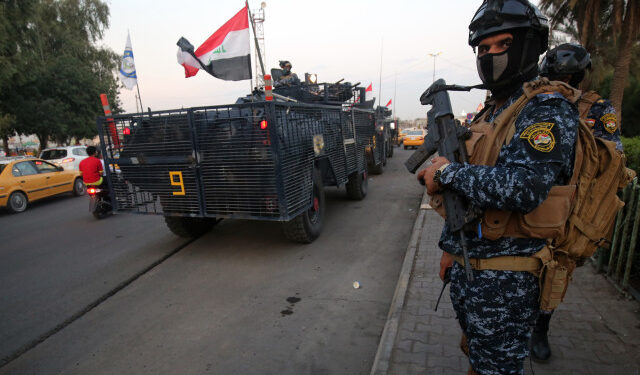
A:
[[404, 78, 480, 281]]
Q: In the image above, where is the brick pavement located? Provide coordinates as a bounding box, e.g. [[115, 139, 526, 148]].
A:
[[372, 201, 640, 375]]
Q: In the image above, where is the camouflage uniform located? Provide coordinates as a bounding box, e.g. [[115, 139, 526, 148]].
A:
[[438, 87, 579, 374], [585, 98, 623, 151], [275, 72, 300, 86]]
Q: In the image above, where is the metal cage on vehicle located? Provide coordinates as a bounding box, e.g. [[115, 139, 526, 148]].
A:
[[98, 101, 375, 222]]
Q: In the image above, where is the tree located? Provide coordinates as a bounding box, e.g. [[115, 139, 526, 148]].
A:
[[539, 0, 640, 128], [2, 0, 121, 151], [0, 0, 38, 153]]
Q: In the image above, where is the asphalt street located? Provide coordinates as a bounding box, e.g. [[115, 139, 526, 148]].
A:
[[0, 148, 424, 375]]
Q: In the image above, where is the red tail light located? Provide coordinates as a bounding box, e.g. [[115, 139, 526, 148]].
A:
[[123, 127, 131, 135], [88, 188, 97, 195], [260, 120, 268, 130], [61, 158, 75, 163]]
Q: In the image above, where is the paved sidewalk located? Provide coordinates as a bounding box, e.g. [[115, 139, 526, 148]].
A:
[[371, 192, 640, 375]]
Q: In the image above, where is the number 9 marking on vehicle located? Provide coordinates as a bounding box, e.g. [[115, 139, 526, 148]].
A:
[[169, 171, 185, 196]]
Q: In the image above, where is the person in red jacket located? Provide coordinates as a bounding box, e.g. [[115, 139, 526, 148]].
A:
[[79, 146, 104, 186]]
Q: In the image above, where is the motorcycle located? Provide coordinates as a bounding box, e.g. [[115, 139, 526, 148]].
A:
[[87, 185, 112, 219]]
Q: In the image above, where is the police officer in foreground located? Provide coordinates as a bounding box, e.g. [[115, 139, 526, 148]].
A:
[[540, 43, 623, 151], [527, 42, 624, 362], [275, 60, 300, 86], [418, 1, 580, 373]]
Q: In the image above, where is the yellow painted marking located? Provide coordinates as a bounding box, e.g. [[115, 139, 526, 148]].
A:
[[169, 171, 185, 196]]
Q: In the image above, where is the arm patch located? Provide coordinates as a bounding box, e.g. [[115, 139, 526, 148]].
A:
[[519, 122, 559, 158]]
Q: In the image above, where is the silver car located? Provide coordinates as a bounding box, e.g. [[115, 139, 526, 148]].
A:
[[39, 146, 89, 171]]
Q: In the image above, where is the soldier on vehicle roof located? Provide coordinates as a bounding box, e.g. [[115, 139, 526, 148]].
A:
[[417, 0, 580, 373], [274, 60, 300, 87]]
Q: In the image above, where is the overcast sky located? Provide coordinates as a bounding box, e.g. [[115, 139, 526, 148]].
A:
[[100, 0, 535, 119]]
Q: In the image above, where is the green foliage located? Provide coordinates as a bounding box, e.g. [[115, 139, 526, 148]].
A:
[[621, 137, 640, 175], [0, 0, 121, 149]]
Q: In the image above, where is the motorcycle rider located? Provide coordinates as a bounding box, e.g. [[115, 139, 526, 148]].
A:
[[79, 146, 104, 186]]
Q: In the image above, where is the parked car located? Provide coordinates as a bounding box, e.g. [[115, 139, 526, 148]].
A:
[[403, 129, 426, 149], [0, 158, 85, 213], [40, 146, 89, 171]]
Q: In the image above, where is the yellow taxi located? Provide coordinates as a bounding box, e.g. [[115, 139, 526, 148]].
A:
[[397, 129, 408, 145], [0, 157, 85, 213], [403, 129, 427, 149]]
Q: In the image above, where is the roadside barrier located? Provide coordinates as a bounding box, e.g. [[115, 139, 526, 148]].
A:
[[593, 177, 640, 300]]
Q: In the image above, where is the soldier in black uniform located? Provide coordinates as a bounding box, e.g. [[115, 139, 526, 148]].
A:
[[529, 43, 624, 362], [419, 1, 581, 373], [275, 60, 300, 87], [540, 43, 623, 150]]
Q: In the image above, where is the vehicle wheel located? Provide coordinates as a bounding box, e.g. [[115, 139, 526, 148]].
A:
[[72, 177, 86, 196], [283, 169, 325, 243], [346, 170, 368, 200], [92, 205, 110, 220], [370, 160, 384, 175], [164, 216, 218, 238], [8, 191, 28, 213], [404, 145, 407, 150]]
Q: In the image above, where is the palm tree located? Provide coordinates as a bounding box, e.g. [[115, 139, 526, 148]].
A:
[[539, 0, 640, 128]]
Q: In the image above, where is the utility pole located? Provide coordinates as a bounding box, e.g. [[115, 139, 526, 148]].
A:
[[428, 52, 441, 83]]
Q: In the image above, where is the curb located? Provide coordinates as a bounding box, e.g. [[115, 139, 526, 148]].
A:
[[370, 189, 429, 375]]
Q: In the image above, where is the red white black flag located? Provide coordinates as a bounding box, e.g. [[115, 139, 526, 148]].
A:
[[177, 5, 251, 81], [385, 99, 392, 107]]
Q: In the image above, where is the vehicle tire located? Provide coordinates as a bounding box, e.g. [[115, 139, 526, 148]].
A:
[[92, 205, 110, 220], [164, 216, 218, 238], [72, 177, 86, 196], [346, 170, 368, 200], [283, 169, 325, 243], [404, 145, 407, 150], [370, 160, 384, 175], [7, 191, 28, 213]]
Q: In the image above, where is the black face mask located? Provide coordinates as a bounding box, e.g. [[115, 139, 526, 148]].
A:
[[476, 29, 540, 98]]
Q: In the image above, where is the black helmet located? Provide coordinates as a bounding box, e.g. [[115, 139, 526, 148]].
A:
[[469, 0, 549, 54], [540, 43, 591, 77], [279, 60, 292, 69]]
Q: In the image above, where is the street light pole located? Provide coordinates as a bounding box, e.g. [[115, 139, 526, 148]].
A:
[[428, 52, 442, 83]]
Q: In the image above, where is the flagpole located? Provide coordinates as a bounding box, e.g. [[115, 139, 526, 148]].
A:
[[393, 71, 397, 120], [136, 82, 143, 113], [378, 38, 383, 107]]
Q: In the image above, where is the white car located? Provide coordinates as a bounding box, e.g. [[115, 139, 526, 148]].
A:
[[40, 146, 89, 171]]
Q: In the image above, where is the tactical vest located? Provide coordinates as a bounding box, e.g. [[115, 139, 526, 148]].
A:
[[435, 78, 634, 310], [576, 90, 601, 120], [430, 78, 582, 241]]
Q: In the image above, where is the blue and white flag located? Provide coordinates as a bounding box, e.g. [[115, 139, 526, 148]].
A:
[[118, 32, 138, 90]]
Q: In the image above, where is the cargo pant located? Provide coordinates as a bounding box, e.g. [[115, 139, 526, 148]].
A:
[[449, 262, 539, 375]]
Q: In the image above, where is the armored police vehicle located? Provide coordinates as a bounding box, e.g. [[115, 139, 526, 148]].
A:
[[97, 81, 382, 243]]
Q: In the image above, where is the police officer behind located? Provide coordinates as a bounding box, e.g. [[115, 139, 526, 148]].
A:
[[419, 1, 580, 373], [274, 60, 300, 87], [540, 43, 623, 151], [528, 42, 624, 362]]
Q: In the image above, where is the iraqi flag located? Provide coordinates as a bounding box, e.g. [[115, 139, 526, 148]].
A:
[[177, 5, 251, 81], [365, 83, 373, 101]]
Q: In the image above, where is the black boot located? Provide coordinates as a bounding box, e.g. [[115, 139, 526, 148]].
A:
[[531, 312, 552, 361]]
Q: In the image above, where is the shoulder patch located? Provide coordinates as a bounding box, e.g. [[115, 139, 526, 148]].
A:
[[520, 122, 556, 152], [601, 113, 618, 134]]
